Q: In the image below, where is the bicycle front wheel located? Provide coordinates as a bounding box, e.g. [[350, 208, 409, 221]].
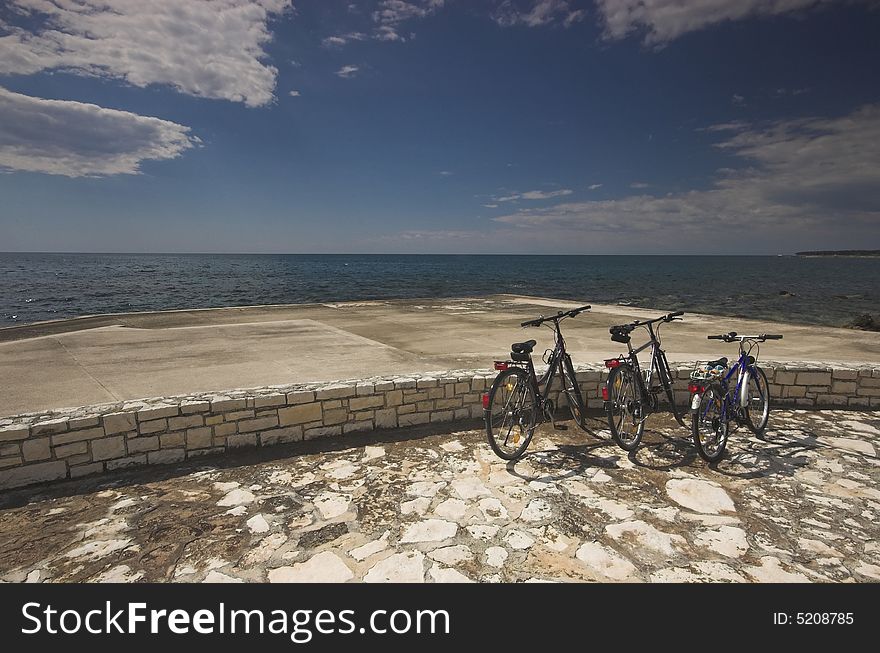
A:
[[744, 366, 770, 435], [606, 365, 645, 451], [485, 367, 538, 460], [692, 383, 728, 462]]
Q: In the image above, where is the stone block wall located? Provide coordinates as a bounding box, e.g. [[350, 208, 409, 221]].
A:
[[1, 361, 877, 490]]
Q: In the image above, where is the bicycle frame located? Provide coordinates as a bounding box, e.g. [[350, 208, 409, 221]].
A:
[[523, 320, 583, 416], [618, 322, 679, 417], [698, 340, 763, 423]]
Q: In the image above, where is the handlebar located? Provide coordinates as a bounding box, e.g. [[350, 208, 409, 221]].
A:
[[707, 332, 783, 343], [609, 311, 685, 333], [521, 304, 590, 328]]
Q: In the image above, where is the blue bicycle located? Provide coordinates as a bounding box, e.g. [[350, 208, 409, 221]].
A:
[[688, 332, 782, 462]]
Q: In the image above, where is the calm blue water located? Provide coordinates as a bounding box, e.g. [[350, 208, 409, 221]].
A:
[[0, 253, 877, 327]]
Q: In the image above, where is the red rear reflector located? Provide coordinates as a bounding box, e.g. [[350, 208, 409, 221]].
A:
[[601, 386, 609, 401], [688, 383, 705, 394], [494, 361, 509, 370], [482, 393, 490, 409], [604, 359, 621, 368]]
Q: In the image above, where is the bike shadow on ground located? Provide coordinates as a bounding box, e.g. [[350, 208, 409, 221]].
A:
[[709, 427, 825, 481], [501, 419, 623, 483]]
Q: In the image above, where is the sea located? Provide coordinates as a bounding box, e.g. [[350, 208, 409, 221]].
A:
[[1, 253, 878, 328]]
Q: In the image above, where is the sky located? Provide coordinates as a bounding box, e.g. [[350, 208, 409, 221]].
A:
[[0, 0, 878, 255]]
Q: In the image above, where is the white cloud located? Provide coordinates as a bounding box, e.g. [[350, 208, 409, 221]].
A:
[[336, 64, 360, 78], [495, 188, 574, 202], [0, 86, 197, 177], [373, 1, 445, 25], [0, 0, 290, 107], [595, 0, 851, 45], [629, 182, 650, 189], [289, 90, 301, 97], [439, 170, 453, 176], [492, 0, 586, 28], [732, 93, 746, 106], [588, 183, 603, 190], [322, 32, 368, 48], [483, 203, 499, 208], [493, 105, 880, 245]]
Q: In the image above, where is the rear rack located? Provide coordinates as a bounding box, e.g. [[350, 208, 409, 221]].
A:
[[690, 360, 728, 382]]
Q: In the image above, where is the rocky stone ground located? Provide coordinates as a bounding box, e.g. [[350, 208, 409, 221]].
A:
[[1, 409, 878, 583]]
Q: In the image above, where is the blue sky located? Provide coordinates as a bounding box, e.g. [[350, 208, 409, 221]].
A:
[[0, 0, 878, 254]]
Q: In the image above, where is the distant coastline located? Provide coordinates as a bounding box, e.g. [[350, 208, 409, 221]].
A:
[[795, 249, 880, 257]]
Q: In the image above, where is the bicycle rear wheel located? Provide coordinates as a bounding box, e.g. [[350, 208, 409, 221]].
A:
[[606, 365, 645, 451], [692, 383, 728, 462], [485, 367, 538, 460], [744, 366, 770, 435]]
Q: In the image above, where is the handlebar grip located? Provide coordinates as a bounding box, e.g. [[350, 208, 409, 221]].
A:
[[763, 334, 783, 340], [521, 318, 542, 327], [668, 311, 684, 318], [707, 335, 724, 340], [577, 304, 591, 312]]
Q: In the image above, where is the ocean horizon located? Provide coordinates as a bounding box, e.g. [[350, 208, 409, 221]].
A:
[[2, 252, 878, 329]]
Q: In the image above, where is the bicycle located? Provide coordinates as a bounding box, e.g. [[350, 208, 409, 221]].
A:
[[483, 304, 592, 460], [602, 311, 686, 451], [688, 332, 782, 462]]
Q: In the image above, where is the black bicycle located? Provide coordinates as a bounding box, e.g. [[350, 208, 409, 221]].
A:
[[602, 311, 686, 451], [483, 304, 592, 460]]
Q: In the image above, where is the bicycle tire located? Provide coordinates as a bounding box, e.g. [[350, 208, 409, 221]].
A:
[[562, 355, 588, 429], [692, 383, 728, 463], [744, 366, 771, 435], [606, 365, 645, 451], [485, 367, 538, 460]]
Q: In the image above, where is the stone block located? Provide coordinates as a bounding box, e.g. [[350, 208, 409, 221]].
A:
[[237, 416, 279, 432], [103, 412, 136, 435], [323, 409, 348, 426], [260, 427, 302, 446], [315, 384, 356, 400], [223, 410, 255, 422], [304, 425, 342, 440], [186, 427, 213, 449], [431, 411, 455, 423], [31, 419, 69, 437], [0, 461, 67, 489], [286, 390, 316, 405], [127, 436, 160, 454], [816, 394, 848, 406], [70, 462, 103, 479], [148, 449, 186, 465], [349, 395, 383, 411], [374, 408, 397, 429], [831, 381, 857, 394], [417, 378, 438, 389], [343, 421, 373, 434], [832, 369, 859, 380], [394, 378, 417, 389], [227, 433, 257, 449], [210, 398, 248, 412], [398, 412, 430, 427], [214, 422, 237, 437], [279, 402, 322, 426], [160, 432, 186, 448], [54, 442, 88, 459], [22, 437, 51, 462], [169, 415, 205, 430], [205, 415, 224, 425], [106, 455, 146, 470], [180, 401, 211, 414], [0, 456, 22, 469], [795, 371, 832, 386], [254, 394, 286, 408], [138, 419, 168, 435], [68, 416, 100, 430], [356, 384, 375, 396], [92, 436, 126, 461], [137, 405, 179, 421]]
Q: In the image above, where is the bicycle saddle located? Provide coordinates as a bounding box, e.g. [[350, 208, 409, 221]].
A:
[[706, 357, 729, 368], [609, 324, 633, 344], [511, 340, 536, 354]]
